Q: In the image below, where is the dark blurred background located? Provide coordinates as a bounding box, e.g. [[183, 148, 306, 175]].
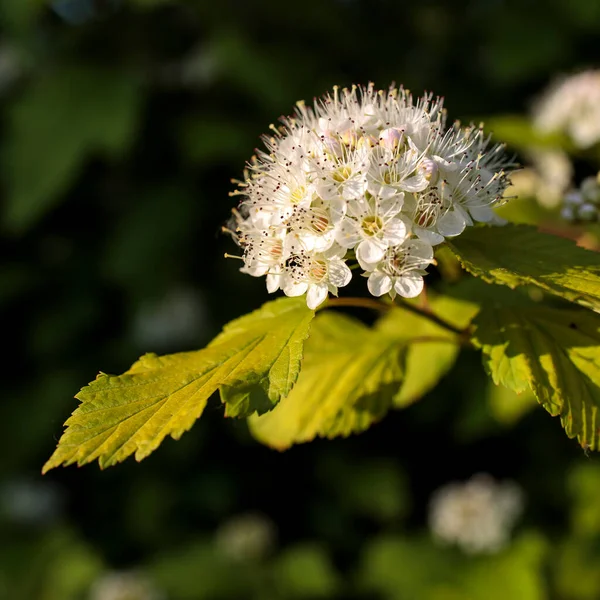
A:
[[3, 1, 600, 598]]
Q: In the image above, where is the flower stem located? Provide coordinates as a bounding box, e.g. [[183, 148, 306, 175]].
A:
[[393, 298, 469, 338], [323, 297, 392, 312], [323, 296, 473, 347]]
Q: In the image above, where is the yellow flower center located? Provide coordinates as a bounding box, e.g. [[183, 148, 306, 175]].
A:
[[361, 215, 383, 236]]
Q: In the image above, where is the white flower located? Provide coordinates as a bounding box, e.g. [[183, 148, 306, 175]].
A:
[[428, 473, 523, 554], [279, 245, 352, 310], [89, 571, 163, 600], [336, 194, 409, 268], [215, 512, 277, 562], [513, 149, 573, 209], [228, 84, 512, 307], [534, 70, 600, 148], [0, 477, 64, 526], [365, 238, 434, 299]]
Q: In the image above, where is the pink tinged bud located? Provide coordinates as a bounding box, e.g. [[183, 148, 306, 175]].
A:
[[321, 131, 341, 154], [356, 134, 377, 150], [418, 158, 439, 183], [379, 127, 406, 150], [339, 128, 358, 146]]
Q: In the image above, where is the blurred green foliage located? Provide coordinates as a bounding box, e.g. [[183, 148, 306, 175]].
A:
[[3, 0, 600, 598]]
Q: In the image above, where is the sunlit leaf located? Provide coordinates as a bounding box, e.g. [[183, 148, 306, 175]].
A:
[[486, 380, 537, 426], [249, 311, 407, 449], [378, 294, 477, 407], [358, 533, 546, 600], [448, 225, 600, 311], [472, 303, 600, 450], [43, 298, 314, 471]]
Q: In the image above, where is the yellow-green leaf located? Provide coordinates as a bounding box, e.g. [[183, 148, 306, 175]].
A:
[[472, 304, 600, 450], [377, 295, 477, 407], [249, 311, 406, 450], [448, 225, 600, 311], [43, 297, 314, 471]]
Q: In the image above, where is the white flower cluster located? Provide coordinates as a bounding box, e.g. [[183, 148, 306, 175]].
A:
[[534, 70, 600, 149], [561, 173, 600, 223], [215, 511, 277, 562], [428, 473, 523, 555], [229, 84, 512, 309], [89, 571, 164, 600]]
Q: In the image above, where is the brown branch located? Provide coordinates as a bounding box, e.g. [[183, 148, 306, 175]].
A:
[[323, 297, 392, 312]]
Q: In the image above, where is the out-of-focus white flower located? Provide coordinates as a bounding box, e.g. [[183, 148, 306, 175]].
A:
[[228, 84, 513, 308], [133, 287, 207, 351], [0, 477, 64, 526], [215, 511, 277, 562], [561, 173, 600, 223], [527, 149, 573, 208], [534, 70, 600, 149], [0, 43, 22, 95], [88, 571, 163, 600], [428, 473, 523, 554]]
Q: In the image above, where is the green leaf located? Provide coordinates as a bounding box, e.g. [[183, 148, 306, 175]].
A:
[[3, 67, 141, 233], [377, 295, 476, 407], [484, 115, 572, 151], [358, 533, 546, 600], [568, 463, 600, 538], [553, 539, 600, 600], [43, 298, 314, 471], [272, 543, 341, 598], [486, 380, 537, 426], [150, 539, 256, 600], [448, 224, 600, 311], [472, 302, 600, 450], [249, 311, 407, 450]]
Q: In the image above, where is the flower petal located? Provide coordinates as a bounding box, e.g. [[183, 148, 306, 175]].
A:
[[414, 226, 445, 246], [378, 192, 404, 216], [437, 209, 466, 237], [336, 219, 362, 248], [307, 284, 328, 309], [328, 259, 352, 287], [407, 239, 434, 261], [383, 217, 409, 245], [357, 238, 386, 267], [368, 272, 393, 297], [283, 281, 308, 297], [468, 205, 496, 222], [266, 273, 282, 293], [395, 274, 424, 298], [400, 173, 429, 193]]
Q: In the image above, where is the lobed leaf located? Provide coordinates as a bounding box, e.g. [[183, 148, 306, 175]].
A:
[[43, 297, 314, 471], [472, 303, 600, 450], [448, 225, 600, 311], [249, 311, 408, 449], [375, 297, 472, 408], [248, 312, 404, 448]]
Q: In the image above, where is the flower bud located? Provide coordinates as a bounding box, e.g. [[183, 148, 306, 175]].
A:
[[379, 127, 406, 150], [418, 157, 439, 183]]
